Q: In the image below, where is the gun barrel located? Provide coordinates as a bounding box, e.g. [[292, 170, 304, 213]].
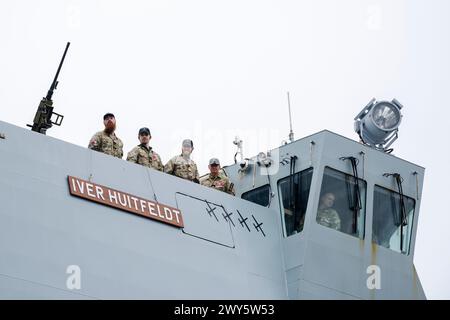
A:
[[46, 42, 70, 100]]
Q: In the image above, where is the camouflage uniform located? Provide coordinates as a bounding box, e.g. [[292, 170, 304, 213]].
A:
[[164, 155, 199, 182], [126, 144, 163, 171], [88, 131, 123, 158], [200, 173, 235, 195], [316, 208, 341, 230]]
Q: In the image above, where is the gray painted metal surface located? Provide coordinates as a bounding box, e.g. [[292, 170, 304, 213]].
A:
[[0, 120, 426, 299]]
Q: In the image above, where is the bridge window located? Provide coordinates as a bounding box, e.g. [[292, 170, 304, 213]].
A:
[[278, 168, 313, 237], [242, 184, 270, 207], [316, 167, 367, 238], [373, 185, 415, 255]]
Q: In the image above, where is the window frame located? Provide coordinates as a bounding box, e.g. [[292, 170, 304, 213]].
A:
[[315, 166, 368, 239], [277, 167, 314, 238], [241, 184, 271, 207], [372, 184, 416, 255]]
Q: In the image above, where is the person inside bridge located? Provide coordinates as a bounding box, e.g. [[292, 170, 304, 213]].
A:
[[316, 192, 341, 231]]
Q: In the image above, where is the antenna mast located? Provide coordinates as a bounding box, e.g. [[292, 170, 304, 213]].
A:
[[287, 91, 294, 143]]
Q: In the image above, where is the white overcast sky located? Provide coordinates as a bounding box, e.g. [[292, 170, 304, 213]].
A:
[[1, 0, 449, 299]]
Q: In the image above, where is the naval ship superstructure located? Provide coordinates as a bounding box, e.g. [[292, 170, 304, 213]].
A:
[[0, 117, 426, 299]]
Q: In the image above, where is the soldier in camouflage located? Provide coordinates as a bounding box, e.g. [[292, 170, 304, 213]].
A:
[[316, 192, 341, 230], [88, 113, 123, 158], [126, 127, 163, 171], [164, 139, 200, 183], [200, 158, 235, 195]]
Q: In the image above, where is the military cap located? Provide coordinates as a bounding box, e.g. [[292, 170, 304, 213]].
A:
[[103, 113, 115, 120], [138, 127, 151, 136], [209, 158, 220, 165], [182, 139, 194, 148]]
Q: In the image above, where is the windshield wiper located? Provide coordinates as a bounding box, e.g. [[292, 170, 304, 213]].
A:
[[383, 173, 407, 252], [340, 156, 362, 235], [289, 156, 299, 232]]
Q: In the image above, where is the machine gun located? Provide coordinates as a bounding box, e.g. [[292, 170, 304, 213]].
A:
[[27, 42, 70, 134]]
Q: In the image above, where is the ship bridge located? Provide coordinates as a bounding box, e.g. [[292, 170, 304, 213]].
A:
[[225, 130, 426, 299]]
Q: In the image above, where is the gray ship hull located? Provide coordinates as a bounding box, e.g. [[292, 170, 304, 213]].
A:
[[0, 120, 426, 299]]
